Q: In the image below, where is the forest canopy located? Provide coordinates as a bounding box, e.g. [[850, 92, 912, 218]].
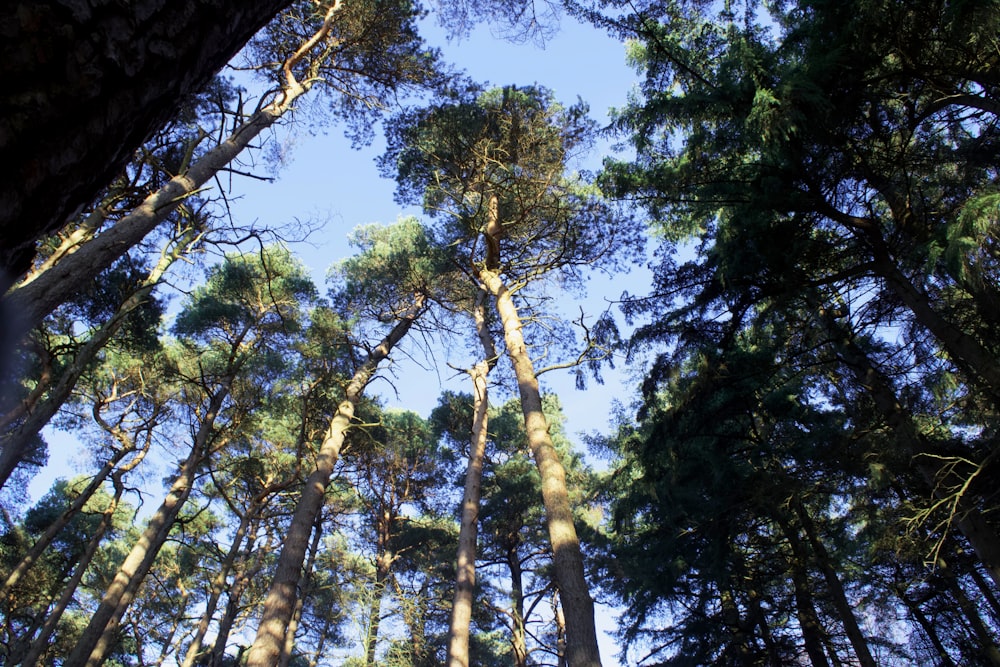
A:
[[2, 0, 999, 666]]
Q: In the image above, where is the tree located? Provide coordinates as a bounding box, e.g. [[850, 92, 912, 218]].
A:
[[63, 246, 316, 667], [2, 0, 440, 349], [385, 84, 640, 667], [245, 219, 444, 667]]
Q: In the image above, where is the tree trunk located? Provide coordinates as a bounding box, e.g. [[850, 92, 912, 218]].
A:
[[1, 440, 147, 597], [245, 295, 424, 667], [1, 4, 339, 344], [12, 478, 123, 666], [897, 586, 958, 667], [212, 528, 273, 667], [63, 385, 229, 667], [792, 500, 876, 667], [0, 224, 197, 491], [941, 561, 1000, 667], [871, 250, 1000, 403], [364, 557, 391, 667], [479, 268, 602, 667], [0, 0, 292, 283], [180, 505, 257, 667], [447, 288, 497, 667], [506, 541, 529, 667], [277, 513, 323, 667], [776, 515, 831, 667]]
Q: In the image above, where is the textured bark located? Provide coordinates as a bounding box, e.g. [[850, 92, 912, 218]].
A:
[[446, 288, 497, 667], [64, 386, 229, 667], [0, 0, 291, 283], [479, 268, 602, 667], [246, 297, 424, 667]]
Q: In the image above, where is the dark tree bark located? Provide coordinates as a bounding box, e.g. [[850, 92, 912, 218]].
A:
[[0, 0, 291, 284]]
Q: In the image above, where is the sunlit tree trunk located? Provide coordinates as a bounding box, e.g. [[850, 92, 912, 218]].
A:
[[180, 504, 258, 667], [246, 295, 424, 667], [446, 288, 496, 667], [212, 526, 273, 666], [0, 435, 150, 597], [13, 477, 124, 666], [277, 513, 323, 667], [479, 267, 602, 667], [0, 224, 199, 491], [64, 385, 230, 667]]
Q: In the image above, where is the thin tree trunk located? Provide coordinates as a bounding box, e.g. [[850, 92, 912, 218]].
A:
[[446, 287, 497, 667], [897, 586, 958, 667], [506, 542, 529, 667], [0, 435, 150, 597], [776, 514, 831, 667], [871, 250, 1000, 403], [793, 500, 877, 667], [212, 528, 274, 666], [941, 561, 1000, 667], [153, 584, 191, 667], [64, 385, 230, 667], [245, 294, 424, 667], [1, 4, 339, 343], [364, 559, 391, 666], [12, 478, 123, 666], [719, 585, 754, 664], [479, 267, 602, 667], [180, 505, 257, 667], [0, 224, 198, 492]]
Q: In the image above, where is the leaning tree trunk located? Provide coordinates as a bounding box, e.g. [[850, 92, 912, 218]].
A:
[[1, 4, 340, 345], [245, 295, 425, 667], [478, 268, 602, 667], [776, 515, 832, 667], [12, 475, 125, 666], [180, 502, 259, 667], [63, 384, 230, 667], [0, 0, 291, 284], [446, 288, 497, 667], [0, 433, 150, 597]]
